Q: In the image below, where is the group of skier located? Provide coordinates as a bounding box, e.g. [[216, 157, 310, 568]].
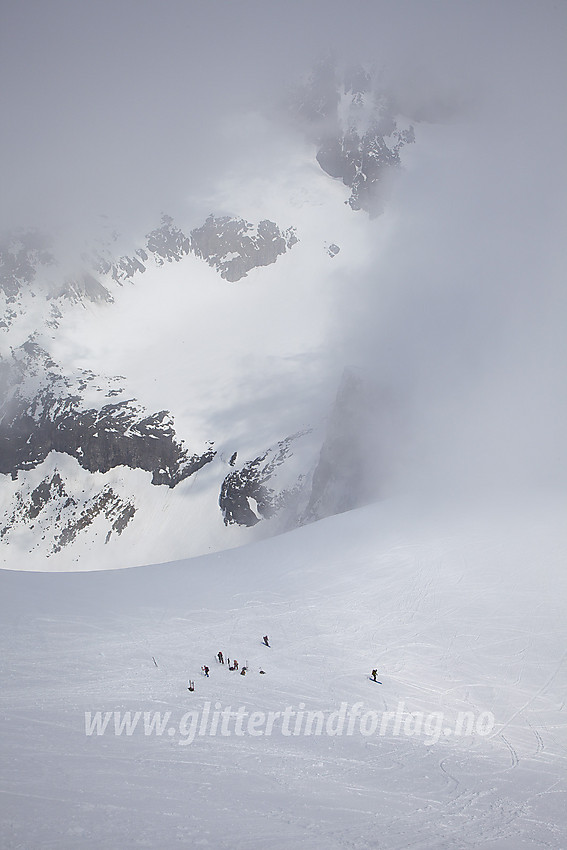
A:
[[189, 637, 380, 691], [192, 636, 270, 688], [212, 654, 243, 672]]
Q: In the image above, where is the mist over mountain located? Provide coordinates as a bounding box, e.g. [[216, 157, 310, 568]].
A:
[[1, 1, 566, 569]]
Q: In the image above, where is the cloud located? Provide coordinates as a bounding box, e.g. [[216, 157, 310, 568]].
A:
[[332, 9, 567, 497], [2, 0, 562, 237], [2, 0, 565, 500]]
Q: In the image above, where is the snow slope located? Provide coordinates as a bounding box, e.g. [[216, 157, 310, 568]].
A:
[[1, 492, 566, 848]]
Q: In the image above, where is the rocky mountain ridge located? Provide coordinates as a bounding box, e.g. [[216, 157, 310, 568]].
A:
[[0, 61, 417, 567], [0, 211, 299, 335], [0, 339, 215, 487]]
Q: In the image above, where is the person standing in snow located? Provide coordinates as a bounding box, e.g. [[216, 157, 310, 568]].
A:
[[262, 635, 270, 646], [202, 666, 210, 677], [217, 651, 224, 664], [233, 660, 239, 671], [371, 669, 378, 682]]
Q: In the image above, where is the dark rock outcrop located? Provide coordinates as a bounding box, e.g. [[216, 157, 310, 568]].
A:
[[146, 215, 191, 265], [0, 471, 137, 555], [0, 340, 215, 488], [291, 60, 415, 215], [316, 129, 408, 213], [1, 209, 298, 335], [190, 215, 298, 282], [92, 212, 298, 287], [219, 433, 308, 526]]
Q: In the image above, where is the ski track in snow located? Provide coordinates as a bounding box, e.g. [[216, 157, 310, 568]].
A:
[[0, 498, 566, 848]]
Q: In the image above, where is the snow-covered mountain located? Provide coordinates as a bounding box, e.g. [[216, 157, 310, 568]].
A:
[[0, 62, 415, 570]]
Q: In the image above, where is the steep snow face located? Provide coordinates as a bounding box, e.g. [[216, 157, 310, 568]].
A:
[[1, 494, 565, 847]]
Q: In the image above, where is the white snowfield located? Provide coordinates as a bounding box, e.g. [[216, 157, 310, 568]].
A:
[[1, 493, 566, 849]]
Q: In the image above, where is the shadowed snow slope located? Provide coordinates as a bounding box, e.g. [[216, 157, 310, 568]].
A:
[[1, 492, 566, 848]]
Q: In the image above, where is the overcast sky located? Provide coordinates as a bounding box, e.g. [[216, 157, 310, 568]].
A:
[[2, 0, 564, 235], [2, 0, 566, 500]]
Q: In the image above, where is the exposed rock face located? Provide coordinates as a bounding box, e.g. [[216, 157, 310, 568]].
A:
[[191, 216, 298, 282], [0, 471, 137, 555], [0, 340, 215, 487], [0, 397, 214, 487], [146, 215, 191, 264], [1, 211, 298, 335], [291, 59, 415, 215], [219, 433, 309, 527], [92, 214, 192, 283], [93, 213, 298, 288], [95, 249, 149, 285], [316, 128, 411, 214]]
